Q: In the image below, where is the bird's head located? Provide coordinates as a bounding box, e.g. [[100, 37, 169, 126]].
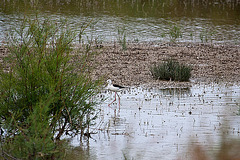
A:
[[106, 79, 112, 84]]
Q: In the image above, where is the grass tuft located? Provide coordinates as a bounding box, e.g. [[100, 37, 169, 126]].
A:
[[117, 26, 127, 50], [168, 24, 182, 43], [150, 59, 192, 82]]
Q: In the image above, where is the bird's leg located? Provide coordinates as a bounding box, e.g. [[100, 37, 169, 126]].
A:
[[116, 92, 121, 110], [108, 92, 117, 107], [114, 92, 117, 103]]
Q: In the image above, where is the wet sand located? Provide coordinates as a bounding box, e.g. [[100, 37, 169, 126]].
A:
[[90, 42, 240, 87]]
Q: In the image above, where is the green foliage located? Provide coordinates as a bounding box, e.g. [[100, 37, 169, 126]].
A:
[[150, 59, 192, 82], [199, 28, 216, 43], [1, 101, 60, 159], [0, 16, 102, 159], [117, 26, 127, 50], [168, 24, 182, 43]]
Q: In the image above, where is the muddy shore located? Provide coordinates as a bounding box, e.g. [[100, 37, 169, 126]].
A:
[[90, 42, 240, 87], [1, 43, 240, 87]]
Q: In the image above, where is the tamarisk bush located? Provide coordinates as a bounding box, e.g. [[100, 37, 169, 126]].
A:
[[0, 16, 102, 159]]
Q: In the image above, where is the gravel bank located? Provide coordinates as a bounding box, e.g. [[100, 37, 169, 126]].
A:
[[1, 43, 239, 87], [90, 42, 240, 87]]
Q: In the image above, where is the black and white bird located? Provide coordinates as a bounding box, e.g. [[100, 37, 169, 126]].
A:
[[106, 79, 125, 109]]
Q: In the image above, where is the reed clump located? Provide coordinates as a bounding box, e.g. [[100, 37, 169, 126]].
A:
[[168, 24, 182, 43], [117, 26, 127, 50], [150, 59, 192, 82]]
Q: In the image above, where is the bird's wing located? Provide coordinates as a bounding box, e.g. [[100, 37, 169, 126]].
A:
[[113, 84, 125, 89]]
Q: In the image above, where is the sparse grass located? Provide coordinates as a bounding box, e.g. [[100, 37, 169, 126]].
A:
[[199, 28, 216, 43], [168, 24, 182, 43], [150, 59, 192, 82], [117, 26, 127, 50], [160, 24, 183, 43]]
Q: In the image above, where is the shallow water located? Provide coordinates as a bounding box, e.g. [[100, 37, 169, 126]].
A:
[[1, 1, 240, 159], [0, 1, 240, 43], [68, 82, 240, 160]]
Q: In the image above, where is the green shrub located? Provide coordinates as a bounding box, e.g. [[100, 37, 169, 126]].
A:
[[150, 59, 192, 82], [0, 16, 102, 159]]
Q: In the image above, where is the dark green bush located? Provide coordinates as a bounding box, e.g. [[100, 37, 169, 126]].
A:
[[0, 16, 102, 159], [150, 59, 192, 82]]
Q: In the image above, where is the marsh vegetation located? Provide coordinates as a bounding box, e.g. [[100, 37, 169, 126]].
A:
[[0, 16, 102, 159], [150, 59, 192, 82], [0, 0, 240, 43], [0, 0, 240, 160]]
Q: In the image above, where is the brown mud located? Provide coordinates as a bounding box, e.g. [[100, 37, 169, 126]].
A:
[[1, 43, 239, 87], [90, 42, 240, 87]]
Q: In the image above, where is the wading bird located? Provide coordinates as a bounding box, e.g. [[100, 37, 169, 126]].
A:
[[106, 79, 125, 109]]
